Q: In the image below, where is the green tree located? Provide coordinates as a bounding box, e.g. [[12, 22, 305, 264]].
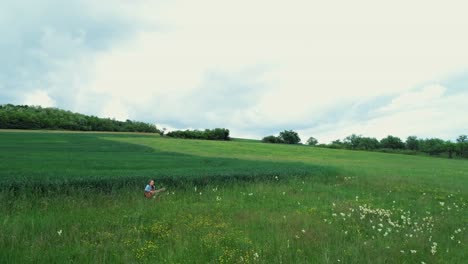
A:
[[380, 135, 405, 149], [357, 137, 380, 150], [262, 135, 283, 143], [343, 134, 362, 149], [279, 130, 301, 144], [405, 136, 419, 150], [420, 138, 446, 155], [306, 137, 318, 146], [456, 135, 467, 157], [445, 141, 456, 159]]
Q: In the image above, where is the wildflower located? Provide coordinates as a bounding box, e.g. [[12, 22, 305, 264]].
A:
[[57, 230, 62, 236], [199, 192, 202, 195], [332, 203, 336, 207], [431, 242, 437, 255], [451, 236, 454, 240], [340, 213, 345, 217], [439, 202, 445, 206], [194, 186, 197, 192], [410, 250, 417, 254], [400, 250, 405, 253], [344, 231, 348, 235], [355, 196, 359, 201], [295, 235, 299, 239], [287, 239, 290, 248], [248, 193, 253, 196], [283, 215, 286, 219], [253, 252, 259, 259], [297, 202, 301, 205], [301, 229, 306, 233], [332, 213, 337, 217], [275, 176, 278, 180], [377, 229, 382, 232], [216, 196, 221, 201], [282, 192, 286, 195]]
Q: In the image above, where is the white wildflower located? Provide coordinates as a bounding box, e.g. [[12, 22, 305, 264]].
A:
[[431, 242, 437, 255], [57, 230, 62, 236]]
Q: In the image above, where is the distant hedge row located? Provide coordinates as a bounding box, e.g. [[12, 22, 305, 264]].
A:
[[0, 104, 159, 133], [166, 128, 230, 141]]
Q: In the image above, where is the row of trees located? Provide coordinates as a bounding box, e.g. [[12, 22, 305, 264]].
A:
[[0, 104, 160, 133], [262, 129, 468, 159], [319, 134, 468, 158], [166, 128, 230, 141]]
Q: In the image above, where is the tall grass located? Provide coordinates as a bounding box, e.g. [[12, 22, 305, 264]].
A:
[[0, 131, 466, 263]]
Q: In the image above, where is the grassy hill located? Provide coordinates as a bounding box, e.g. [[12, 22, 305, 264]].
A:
[[1, 131, 467, 263]]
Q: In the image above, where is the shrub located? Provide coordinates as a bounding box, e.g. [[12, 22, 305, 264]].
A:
[[279, 130, 301, 144], [262, 135, 283, 143], [306, 137, 318, 146], [166, 128, 230, 141]]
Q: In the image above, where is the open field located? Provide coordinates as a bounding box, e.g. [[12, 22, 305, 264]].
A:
[[0, 131, 467, 263]]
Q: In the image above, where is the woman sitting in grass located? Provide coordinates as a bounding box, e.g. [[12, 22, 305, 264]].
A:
[[144, 179, 166, 199]]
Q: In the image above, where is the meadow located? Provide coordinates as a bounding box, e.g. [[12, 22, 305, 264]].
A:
[[0, 131, 467, 263]]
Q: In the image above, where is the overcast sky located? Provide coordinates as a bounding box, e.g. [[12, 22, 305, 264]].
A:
[[1, 0, 467, 142]]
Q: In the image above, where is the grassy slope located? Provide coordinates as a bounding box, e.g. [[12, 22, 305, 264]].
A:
[[112, 135, 468, 192], [0, 131, 467, 263]]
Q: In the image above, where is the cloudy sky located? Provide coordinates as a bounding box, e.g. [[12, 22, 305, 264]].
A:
[[1, 0, 467, 142]]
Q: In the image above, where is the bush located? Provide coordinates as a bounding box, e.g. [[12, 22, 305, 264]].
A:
[[262, 130, 301, 145], [306, 137, 318, 146], [279, 130, 301, 144], [380, 135, 405, 149], [262, 135, 283, 143], [166, 128, 230, 141]]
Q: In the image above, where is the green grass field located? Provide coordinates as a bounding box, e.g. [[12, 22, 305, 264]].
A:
[[0, 131, 467, 263]]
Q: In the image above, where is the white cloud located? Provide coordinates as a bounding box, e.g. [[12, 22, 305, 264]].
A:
[[378, 84, 447, 113], [101, 98, 129, 121], [23, 90, 56, 107], [301, 84, 468, 143]]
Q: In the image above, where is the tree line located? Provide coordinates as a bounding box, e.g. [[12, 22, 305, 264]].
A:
[[0, 104, 160, 133], [166, 128, 230, 141], [263, 130, 468, 159]]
